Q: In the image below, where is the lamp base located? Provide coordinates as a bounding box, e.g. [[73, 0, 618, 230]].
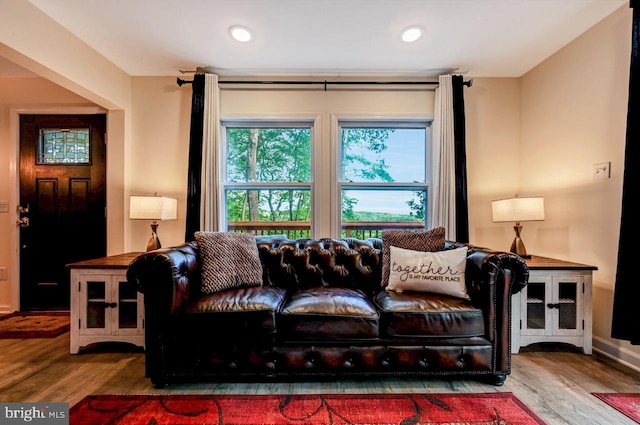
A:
[[146, 223, 161, 251], [509, 224, 531, 258]]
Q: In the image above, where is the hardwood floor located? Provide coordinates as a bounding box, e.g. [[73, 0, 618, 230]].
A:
[[1, 333, 639, 424]]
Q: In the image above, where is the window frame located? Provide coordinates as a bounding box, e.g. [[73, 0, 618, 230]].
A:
[[332, 116, 432, 237], [219, 117, 319, 236]]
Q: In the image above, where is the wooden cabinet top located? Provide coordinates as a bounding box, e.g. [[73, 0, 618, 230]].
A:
[[66, 252, 144, 269], [524, 255, 597, 271]]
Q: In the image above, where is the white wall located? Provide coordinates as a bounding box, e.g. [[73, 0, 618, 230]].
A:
[[464, 77, 521, 250], [0, 0, 131, 110], [127, 77, 192, 251], [517, 5, 636, 367]]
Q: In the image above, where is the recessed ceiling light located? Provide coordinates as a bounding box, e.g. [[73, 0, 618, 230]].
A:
[[401, 26, 423, 43], [230, 25, 253, 43]]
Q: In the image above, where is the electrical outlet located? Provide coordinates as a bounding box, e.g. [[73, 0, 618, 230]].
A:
[[0, 267, 7, 281], [593, 162, 610, 180]]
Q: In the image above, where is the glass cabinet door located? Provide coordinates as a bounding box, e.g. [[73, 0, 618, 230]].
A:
[[525, 281, 546, 331], [72, 265, 145, 354], [86, 280, 107, 329], [117, 279, 139, 329], [558, 281, 578, 331]]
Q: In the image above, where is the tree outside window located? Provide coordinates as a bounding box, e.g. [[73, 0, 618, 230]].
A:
[[222, 122, 429, 239]]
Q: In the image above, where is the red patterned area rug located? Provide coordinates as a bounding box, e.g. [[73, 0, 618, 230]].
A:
[[593, 393, 640, 423], [0, 311, 70, 339], [70, 392, 547, 425]]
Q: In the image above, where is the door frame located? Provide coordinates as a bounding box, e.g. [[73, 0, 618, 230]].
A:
[[8, 106, 106, 313]]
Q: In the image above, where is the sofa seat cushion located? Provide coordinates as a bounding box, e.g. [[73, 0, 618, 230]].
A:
[[184, 286, 287, 335], [279, 287, 380, 340], [375, 291, 484, 338]]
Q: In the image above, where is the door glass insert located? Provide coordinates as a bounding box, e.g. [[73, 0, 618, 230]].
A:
[[38, 128, 90, 164], [558, 281, 577, 330], [86, 281, 106, 328], [118, 280, 138, 329], [526, 282, 545, 330]]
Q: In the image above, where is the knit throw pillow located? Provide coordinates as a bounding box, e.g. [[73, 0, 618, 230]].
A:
[[381, 226, 446, 288], [195, 231, 263, 294]]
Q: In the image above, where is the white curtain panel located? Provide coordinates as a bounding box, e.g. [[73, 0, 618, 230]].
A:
[[430, 74, 456, 239], [200, 73, 221, 231]]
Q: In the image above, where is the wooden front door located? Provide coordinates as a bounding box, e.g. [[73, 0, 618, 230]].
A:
[[19, 114, 107, 311]]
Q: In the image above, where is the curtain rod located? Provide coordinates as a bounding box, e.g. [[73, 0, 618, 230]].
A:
[[176, 77, 473, 90]]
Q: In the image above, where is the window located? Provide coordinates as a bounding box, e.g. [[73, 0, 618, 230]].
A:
[[220, 118, 430, 240], [338, 122, 430, 238], [222, 123, 313, 238], [38, 128, 90, 164]]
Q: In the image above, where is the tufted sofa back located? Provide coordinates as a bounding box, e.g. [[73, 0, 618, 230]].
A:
[[255, 236, 383, 294]]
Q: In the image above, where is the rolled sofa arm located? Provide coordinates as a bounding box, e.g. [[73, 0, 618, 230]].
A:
[[446, 241, 529, 297], [127, 242, 200, 320], [465, 248, 529, 295], [446, 241, 529, 378], [126, 242, 200, 387]]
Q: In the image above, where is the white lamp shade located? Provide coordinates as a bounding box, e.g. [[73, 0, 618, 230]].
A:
[[130, 195, 177, 220], [492, 197, 545, 223]]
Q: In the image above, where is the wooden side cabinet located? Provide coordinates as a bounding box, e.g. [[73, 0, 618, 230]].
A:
[[511, 255, 597, 354], [67, 252, 144, 354]]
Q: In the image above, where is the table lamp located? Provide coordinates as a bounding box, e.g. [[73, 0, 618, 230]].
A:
[[491, 195, 545, 258], [130, 194, 178, 251]]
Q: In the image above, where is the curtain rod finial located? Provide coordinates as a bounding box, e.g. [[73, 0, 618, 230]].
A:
[[177, 77, 193, 87]]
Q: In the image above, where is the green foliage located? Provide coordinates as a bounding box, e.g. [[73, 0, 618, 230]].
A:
[[407, 190, 426, 220], [346, 210, 421, 222], [342, 196, 358, 221], [226, 128, 312, 221], [226, 128, 311, 183], [225, 127, 396, 223], [341, 128, 394, 182]]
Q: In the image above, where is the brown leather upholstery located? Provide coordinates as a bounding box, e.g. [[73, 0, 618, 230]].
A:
[[279, 287, 380, 339], [127, 236, 529, 388], [375, 291, 485, 338]]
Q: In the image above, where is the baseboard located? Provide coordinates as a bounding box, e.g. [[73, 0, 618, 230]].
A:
[[593, 335, 640, 373], [0, 305, 13, 315]]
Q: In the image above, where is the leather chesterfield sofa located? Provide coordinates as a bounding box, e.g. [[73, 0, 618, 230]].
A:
[[127, 235, 528, 388]]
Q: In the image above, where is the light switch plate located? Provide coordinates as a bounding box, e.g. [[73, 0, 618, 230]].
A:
[[593, 162, 611, 180], [0, 201, 9, 213]]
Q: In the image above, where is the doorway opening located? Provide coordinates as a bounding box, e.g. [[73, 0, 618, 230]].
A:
[[19, 114, 107, 310]]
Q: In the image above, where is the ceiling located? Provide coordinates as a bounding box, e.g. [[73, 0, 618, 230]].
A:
[[2, 0, 629, 78]]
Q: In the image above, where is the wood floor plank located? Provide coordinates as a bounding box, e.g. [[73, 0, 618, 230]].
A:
[[1, 333, 640, 424]]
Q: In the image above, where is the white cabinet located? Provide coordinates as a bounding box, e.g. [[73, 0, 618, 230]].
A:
[[68, 253, 144, 354], [511, 256, 596, 355]]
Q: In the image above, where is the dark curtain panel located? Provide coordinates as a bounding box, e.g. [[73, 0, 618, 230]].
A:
[[184, 74, 205, 242], [612, 3, 640, 343], [452, 75, 469, 243]]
